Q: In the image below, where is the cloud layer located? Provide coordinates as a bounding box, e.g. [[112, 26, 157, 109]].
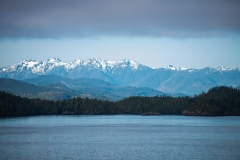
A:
[[1, 0, 240, 38]]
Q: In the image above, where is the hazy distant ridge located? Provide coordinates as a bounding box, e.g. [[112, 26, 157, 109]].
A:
[[0, 76, 165, 101]]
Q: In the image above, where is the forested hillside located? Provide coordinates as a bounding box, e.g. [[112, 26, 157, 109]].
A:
[[0, 78, 76, 100], [0, 86, 239, 117], [0, 77, 165, 101]]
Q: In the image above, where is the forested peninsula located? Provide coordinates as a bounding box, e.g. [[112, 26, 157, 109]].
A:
[[0, 86, 240, 117]]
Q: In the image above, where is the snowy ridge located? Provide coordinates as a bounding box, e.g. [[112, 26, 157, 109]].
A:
[[76, 58, 147, 71], [1, 58, 240, 96], [215, 66, 233, 72], [0, 58, 150, 75], [1, 58, 239, 75], [163, 65, 187, 71]]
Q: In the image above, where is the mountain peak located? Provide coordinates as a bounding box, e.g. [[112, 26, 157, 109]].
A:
[[22, 59, 36, 62], [76, 58, 148, 71], [91, 57, 102, 61], [215, 66, 233, 72], [47, 58, 62, 63], [126, 59, 141, 70], [19, 59, 39, 68], [165, 65, 175, 69], [164, 65, 187, 71]]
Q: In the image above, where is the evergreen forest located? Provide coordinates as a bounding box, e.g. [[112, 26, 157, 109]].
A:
[[0, 86, 240, 117]]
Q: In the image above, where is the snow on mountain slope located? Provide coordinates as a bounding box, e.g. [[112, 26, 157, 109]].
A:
[[163, 65, 187, 71], [1, 58, 147, 73], [0, 58, 152, 82], [1, 58, 240, 95]]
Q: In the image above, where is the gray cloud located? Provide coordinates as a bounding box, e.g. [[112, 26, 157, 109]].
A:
[[0, 0, 240, 38]]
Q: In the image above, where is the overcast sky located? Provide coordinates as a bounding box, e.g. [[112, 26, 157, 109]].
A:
[[0, 0, 240, 68]]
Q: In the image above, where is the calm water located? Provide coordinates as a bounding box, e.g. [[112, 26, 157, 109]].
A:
[[0, 115, 240, 160]]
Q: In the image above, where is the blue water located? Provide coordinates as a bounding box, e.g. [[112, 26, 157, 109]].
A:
[[1, 115, 240, 159]]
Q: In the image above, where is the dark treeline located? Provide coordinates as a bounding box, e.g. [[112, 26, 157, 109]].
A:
[[0, 86, 240, 117]]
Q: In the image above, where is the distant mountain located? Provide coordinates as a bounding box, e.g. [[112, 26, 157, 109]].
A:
[[0, 58, 152, 86], [1, 58, 240, 95], [0, 78, 76, 100], [0, 76, 165, 101], [24, 75, 165, 100]]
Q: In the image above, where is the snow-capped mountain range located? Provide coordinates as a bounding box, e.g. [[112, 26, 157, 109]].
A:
[[1, 58, 240, 95], [2, 58, 148, 73]]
